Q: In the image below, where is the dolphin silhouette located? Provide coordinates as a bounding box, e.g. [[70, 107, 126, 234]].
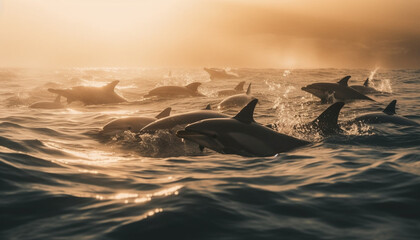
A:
[[294, 102, 345, 135], [349, 100, 419, 126], [48, 80, 126, 105], [350, 78, 380, 94], [301, 76, 374, 103], [140, 106, 229, 133], [217, 81, 246, 97], [101, 107, 172, 136], [218, 83, 255, 109], [204, 67, 239, 80], [144, 82, 204, 98], [177, 99, 310, 157]]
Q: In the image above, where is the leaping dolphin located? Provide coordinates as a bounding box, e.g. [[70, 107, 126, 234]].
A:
[[301, 76, 374, 103], [48, 80, 126, 105], [217, 81, 246, 97], [176, 99, 310, 157], [348, 100, 419, 126], [144, 82, 205, 98], [101, 107, 172, 136], [29, 95, 65, 109], [218, 83, 255, 109], [350, 78, 381, 94]]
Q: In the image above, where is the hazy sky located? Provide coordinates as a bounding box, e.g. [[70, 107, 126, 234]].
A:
[[1, 0, 419, 68]]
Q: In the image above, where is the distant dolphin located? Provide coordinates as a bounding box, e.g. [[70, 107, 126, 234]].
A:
[[177, 99, 310, 157], [218, 83, 255, 109], [348, 100, 419, 126], [140, 107, 229, 133], [48, 80, 126, 105], [101, 107, 172, 136], [144, 82, 204, 98], [350, 78, 380, 94], [29, 95, 65, 109], [204, 67, 239, 80], [217, 81, 246, 97], [301, 76, 374, 103]]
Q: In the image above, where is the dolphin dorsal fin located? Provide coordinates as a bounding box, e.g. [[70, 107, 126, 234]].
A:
[[54, 95, 61, 103], [246, 83, 252, 95], [383, 100, 396, 115], [155, 107, 171, 119], [312, 102, 344, 129], [104, 80, 119, 91], [234, 99, 258, 124], [185, 82, 201, 92], [363, 78, 370, 87], [204, 104, 212, 110], [234, 81, 246, 91], [337, 76, 351, 87]]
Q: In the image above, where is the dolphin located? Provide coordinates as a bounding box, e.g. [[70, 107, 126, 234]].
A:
[[48, 80, 126, 105], [204, 67, 239, 80], [140, 107, 229, 133], [301, 76, 374, 103], [348, 100, 419, 126], [29, 95, 65, 109], [176, 99, 310, 157], [293, 102, 345, 135], [144, 82, 205, 98], [350, 78, 380, 94], [217, 81, 246, 97], [218, 83, 255, 109], [101, 107, 172, 136]]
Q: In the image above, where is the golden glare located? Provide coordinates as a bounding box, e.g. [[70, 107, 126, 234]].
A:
[[1, 0, 419, 68]]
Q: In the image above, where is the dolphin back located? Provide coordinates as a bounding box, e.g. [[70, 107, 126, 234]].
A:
[[383, 100, 396, 115], [312, 102, 344, 134]]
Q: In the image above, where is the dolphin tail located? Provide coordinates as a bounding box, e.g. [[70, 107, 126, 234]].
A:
[[155, 107, 171, 119], [185, 82, 202, 92], [312, 102, 345, 132], [337, 76, 351, 86], [234, 81, 246, 91], [383, 100, 396, 115], [363, 78, 370, 87], [246, 83, 252, 95]]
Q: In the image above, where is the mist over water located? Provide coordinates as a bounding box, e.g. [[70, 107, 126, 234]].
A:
[[1, 68, 420, 239]]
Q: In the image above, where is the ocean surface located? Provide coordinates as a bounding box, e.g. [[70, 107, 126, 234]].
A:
[[0, 68, 419, 240]]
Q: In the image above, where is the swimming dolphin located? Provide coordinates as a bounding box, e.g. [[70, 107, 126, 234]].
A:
[[29, 95, 65, 109], [177, 99, 310, 157], [101, 107, 172, 136], [204, 67, 239, 80], [48, 80, 126, 105], [140, 107, 229, 133], [218, 83, 255, 109], [144, 82, 205, 98], [349, 100, 419, 126], [301, 76, 374, 103], [350, 78, 380, 94], [295, 102, 345, 135], [217, 81, 246, 97]]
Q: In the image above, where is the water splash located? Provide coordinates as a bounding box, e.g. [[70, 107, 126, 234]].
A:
[[376, 78, 393, 93], [369, 67, 380, 81]]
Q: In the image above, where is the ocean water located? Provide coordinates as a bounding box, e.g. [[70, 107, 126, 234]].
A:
[[0, 68, 419, 240]]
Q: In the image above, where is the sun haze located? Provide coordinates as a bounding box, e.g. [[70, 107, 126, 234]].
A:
[[0, 0, 419, 68]]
